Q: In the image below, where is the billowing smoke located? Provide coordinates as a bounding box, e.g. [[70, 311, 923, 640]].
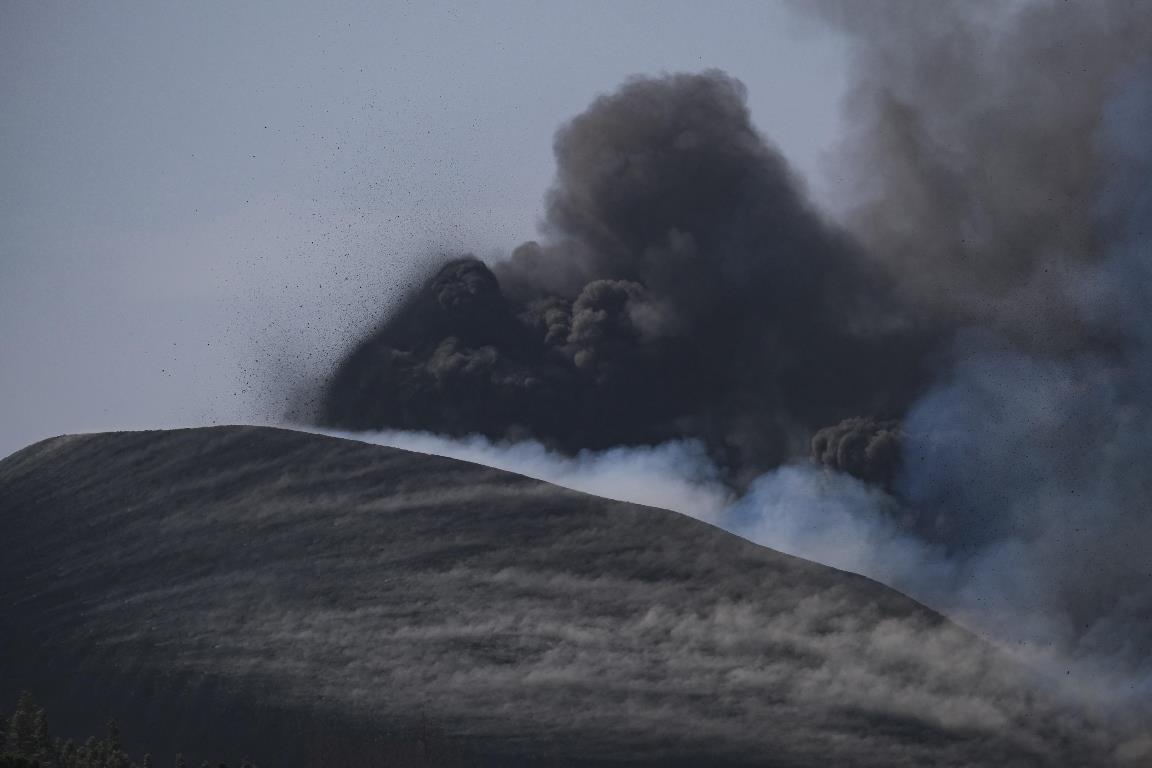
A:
[[306, 0, 1152, 738], [811, 0, 1152, 346], [810, 416, 902, 489], [320, 71, 936, 480], [805, 0, 1152, 670]]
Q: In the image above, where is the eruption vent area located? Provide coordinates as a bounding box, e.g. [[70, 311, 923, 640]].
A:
[[322, 72, 934, 479]]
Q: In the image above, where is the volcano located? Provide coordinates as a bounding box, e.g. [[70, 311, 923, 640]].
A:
[[0, 427, 1114, 766]]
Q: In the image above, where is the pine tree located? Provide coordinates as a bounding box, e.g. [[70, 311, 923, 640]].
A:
[[106, 720, 128, 768], [79, 735, 98, 767], [30, 706, 49, 764], [59, 740, 76, 768], [174, 754, 186, 768], [142, 753, 153, 768], [6, 692, 37, 757], [106, 721, 122, 753]]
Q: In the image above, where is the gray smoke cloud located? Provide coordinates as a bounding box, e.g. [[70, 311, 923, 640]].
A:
[[805, 0, 1152, 689], [810, 0, 1152, 345]]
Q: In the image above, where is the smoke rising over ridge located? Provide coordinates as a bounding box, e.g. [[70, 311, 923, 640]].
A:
[[307, 0, 1152, 734], [812, 0, 1152, 683], [321, 72, 936, 479]]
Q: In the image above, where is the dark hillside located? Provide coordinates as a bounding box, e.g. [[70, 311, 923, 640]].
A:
[[0, 427, 1114, 766]]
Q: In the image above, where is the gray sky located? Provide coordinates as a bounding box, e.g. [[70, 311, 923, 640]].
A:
[[0, 0, 847, 458]]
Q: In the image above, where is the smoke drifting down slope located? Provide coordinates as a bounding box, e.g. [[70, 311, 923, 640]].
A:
[[308, 0, 1152, 726], [809, 0, 1152, 692]]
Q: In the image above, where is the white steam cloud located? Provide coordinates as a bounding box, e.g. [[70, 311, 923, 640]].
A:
[[310, 427, 733, 523]]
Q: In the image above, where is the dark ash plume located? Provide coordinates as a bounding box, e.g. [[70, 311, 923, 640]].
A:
[[811, 416, 902, 490], [321, 72, 935, 478]]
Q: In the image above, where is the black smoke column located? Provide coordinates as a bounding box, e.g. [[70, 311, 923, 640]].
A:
[[321, 72, 934, 479]]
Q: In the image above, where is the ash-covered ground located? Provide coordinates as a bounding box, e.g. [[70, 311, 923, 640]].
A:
[[0, 426, 1128, 766]]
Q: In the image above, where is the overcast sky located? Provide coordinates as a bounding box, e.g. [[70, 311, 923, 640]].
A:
[[0, 1, 848, 458]]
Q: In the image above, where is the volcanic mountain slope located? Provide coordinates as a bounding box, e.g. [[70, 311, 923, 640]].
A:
[[0, 427, 1116, 766]]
